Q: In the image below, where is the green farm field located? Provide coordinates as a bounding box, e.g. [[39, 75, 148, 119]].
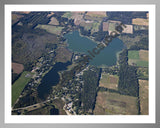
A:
[[12, 71, 33, 106], [128, 50, 148, 67], [128, 50, 139, 59]]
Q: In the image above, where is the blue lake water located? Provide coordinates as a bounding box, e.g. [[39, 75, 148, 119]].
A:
[[64, 31, 125, 66], [37, 61, 71, 100]]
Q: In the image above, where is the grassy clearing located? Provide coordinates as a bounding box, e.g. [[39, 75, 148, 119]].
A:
[[128, 59, 148, 67], [62, 12, 72, 19], [108, 23, 116, 32], [91, 22, 101, 33], [139, 79, 148, 115], [128, 50, 139, 59], [99, 73, 119, 90], [128, 50, 148, 67], [94, 91, 138, 115], [12, 71, 33, 106], [35, 24, 64, 35], [136, 61, 148, 67]]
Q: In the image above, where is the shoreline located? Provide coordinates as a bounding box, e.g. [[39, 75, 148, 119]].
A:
[[116, 50, 122, 65], [77, 29, 101, 44], [63, 29, 125, 68]]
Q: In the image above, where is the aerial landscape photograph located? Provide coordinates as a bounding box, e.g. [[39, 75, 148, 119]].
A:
[[11, 11, 149, 115]]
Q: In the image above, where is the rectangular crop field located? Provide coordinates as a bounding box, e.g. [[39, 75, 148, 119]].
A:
[[12, 62, 24, 74], [132, 18, 149, 26], [85, 11, 107, 17], [128, 50, 148, 67], [128, 50, 139, 59], [99, 73, 118, 90], [139, 79, 148, 115], [139, 50, 148, 61], [94, 91, 138, 115], [84, 11, 107, 21]]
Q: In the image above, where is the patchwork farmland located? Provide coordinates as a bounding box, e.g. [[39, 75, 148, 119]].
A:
[[94, 91, 138, 115], [128, 50, 148, 67], [62, 12, 85, 26]]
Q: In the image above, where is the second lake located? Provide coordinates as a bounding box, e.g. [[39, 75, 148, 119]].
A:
[[64, 31, 125, 67]]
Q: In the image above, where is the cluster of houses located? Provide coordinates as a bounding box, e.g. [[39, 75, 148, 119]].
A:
[[28, 51, 55, 88], [63, 102, 76, 115]]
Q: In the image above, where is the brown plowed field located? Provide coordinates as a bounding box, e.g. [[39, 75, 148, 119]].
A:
[[12, 62, 24, 74]]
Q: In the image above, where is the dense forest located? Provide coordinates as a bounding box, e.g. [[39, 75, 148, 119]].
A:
[[80, 67, 101, 113], [129, 36, 148, 50], [118, 49, 139, 97], [119, 30, 148, 49]]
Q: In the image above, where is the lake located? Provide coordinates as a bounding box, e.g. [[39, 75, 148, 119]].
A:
[[37, 61, 71, 100], [64, 31, 125, 66]]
